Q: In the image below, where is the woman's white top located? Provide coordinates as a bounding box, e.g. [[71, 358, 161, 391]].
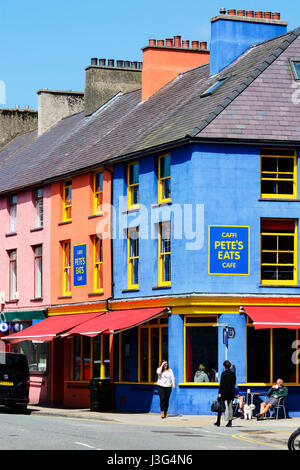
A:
[[156, 366, 175, 387]]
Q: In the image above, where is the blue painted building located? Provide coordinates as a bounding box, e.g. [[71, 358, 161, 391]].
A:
[[110, 10, 300, 416]]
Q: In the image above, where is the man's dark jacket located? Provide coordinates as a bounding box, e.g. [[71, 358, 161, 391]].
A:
[[218, 369, 236, 402]]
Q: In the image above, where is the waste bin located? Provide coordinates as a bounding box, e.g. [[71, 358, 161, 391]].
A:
[[89, 379, 112, 411]]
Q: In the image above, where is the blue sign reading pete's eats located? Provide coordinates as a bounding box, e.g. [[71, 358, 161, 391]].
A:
[[73, 244, 87, 286], [208, 225, 250, 275]]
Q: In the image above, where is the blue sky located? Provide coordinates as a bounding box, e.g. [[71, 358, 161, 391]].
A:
[[0, 0, 298, 109]]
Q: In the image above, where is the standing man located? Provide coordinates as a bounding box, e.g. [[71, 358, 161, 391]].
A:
[[214, 360, 236, 427]]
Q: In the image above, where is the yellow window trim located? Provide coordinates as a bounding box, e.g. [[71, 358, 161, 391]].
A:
[[127, 227, 139, 289], [158, 153, 171, 204], [260, 151, 297, 199], [71, 336, 107, 381], [63, 180, 72, 221], [62, 240, 71, 296], [158, 221, 171, 287], [127, 161, 139, 210], [93, 235, 103, 293], [93, 171, 103, 215]]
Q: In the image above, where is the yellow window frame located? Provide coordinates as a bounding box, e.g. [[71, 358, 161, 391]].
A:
[[158, 153, 171, 203], [93, 235, 103, 293], [63, 180, 72, 221], [136, 317, 169, 383], [260, 222, 297, 285], [62, 240, 71, 295], [127, 161, 139, 209], [158, 221, 171, 287], [93, 171, 103, 215], [70, 336, 108, 381], [260, 151, 297, 199], [183, 316, 219, 384], [127, 227, 139, 289]]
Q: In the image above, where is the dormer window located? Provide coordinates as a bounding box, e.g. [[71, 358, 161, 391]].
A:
[[289, 58, 300, 81]]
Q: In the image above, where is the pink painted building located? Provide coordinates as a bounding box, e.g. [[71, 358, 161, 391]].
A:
[[0, 177, 51, 405]]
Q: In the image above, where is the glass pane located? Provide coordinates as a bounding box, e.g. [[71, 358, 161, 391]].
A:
[[37, 343, 47, 371], [163, 253, 171, 282], [261, 157, 277, 172], [261, 235, 277, 251], [93, 336, 101, 379], [83, 337, 91, 381], [163, 178, 171, 200], [132, 185, 139, 205], [73, 336, 81, 381], [132, 258, 139, 285], [293, 61, 300, 78], [261, 266, 277, 280], [96, 172, 103, 193], [10, 204, 17, 232], [162, 327, 168, 360], [140, 329, 149, 381], [103, 334, 110, 379], [28, 342, 38, 371], [261, 180, 276, 195], [261, 252, 277, 264], [278, 236, 294, 251], [273, 329, 296, 383], [151, 328, 159, 382], [160, 155, 170, 178], [186, 326, 218, 383], [121, 331, 131, 381], [129, 163, 139, 185], [247, 328, 270, 382], [277, 181, 293, 194], [278, 158, 294, 173], [278, 266, 294, 280]]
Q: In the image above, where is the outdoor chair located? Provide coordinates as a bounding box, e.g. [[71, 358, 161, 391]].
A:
[[267, 397, 287, 419]]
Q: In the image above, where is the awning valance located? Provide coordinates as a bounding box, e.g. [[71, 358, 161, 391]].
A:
[[2, 312, 104, 343], [0, 310, 46, 322], [61, 307, 169, 338], [242, 306, 300, 329]]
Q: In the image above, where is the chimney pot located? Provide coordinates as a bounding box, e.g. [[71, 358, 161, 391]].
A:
[[219, 7, 226, 14], [138, 61, 143, 69], [192, 40, 200, 49], [108, 59, 115, 67], [149, 38, 156, 46], [165, 38, 173, 47], [132, 61, 138, 69], [246, 10, 254, 17], [91, 58, 98, 66], [173, 35, 181, 47], [200, 41, 207, 50], [227, 9, 236, 15], [272, 12, 281, 20], [124, 60, 131, 67], [255, 11, 263, 18], [237, 9, 245, 16], [157, 39, 165, 46], [99, 58, 106, 66], [182, 40, 189, 49], [116, 60, 124, 67], [264, 11, 272, 19]]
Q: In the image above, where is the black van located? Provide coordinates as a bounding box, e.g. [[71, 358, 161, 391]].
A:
[[0, 352, 29, 413]]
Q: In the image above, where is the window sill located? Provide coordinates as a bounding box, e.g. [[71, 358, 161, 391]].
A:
[[57, 295, 72, 299], [152, 285, 171, 290], [122, 207, 140, 214], [88, 213, 104, 219], [259, 198, 300, 202], [88, 292, 104, 297], [58, 220, 72, 226], [5, 299, 18, 304], [30, 227, 43, 232], [179, 382, 219, 386], [30, 297, 43, 302], [5, 232, 17, 237], [122, 288, 140, 293], [152, 201, 172, 208], [259, 284, 300, 288]]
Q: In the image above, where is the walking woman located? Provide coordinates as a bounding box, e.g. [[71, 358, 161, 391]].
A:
[[156, 359, 175, 418]]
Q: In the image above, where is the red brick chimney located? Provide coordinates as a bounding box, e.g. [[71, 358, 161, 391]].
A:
[[141, 36, 209, 101]]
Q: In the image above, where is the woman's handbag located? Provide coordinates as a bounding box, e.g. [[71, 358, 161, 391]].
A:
[[211, 398, 225, 413]]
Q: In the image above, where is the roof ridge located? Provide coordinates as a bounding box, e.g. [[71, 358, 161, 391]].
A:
[[188, 28, 300, 138]]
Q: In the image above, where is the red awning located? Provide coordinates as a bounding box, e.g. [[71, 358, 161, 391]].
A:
[[3, 312, 105, 343], [61, 307, 169, 338], [242, 306, 300, 329]]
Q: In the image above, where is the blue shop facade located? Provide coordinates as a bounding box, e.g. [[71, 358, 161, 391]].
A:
[[111, 142, 300, 416]]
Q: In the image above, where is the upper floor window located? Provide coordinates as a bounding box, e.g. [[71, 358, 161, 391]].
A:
[[34, 245, 43, 299], [261, 149, 297, 199], [127, 227, 139, 289], [63, 180, 72, 221], [62, 240, 71, 295], [8, 249, 17, 300], [158, 221, 171, 286], [158, 154, 171, 203], [127, 162, 139, 209], [34, 188, 44, 228], [93, 235, 103, 293], [9, 195, 17, 232], [289, 58, 300, 81], [93, 172, 103, 215], [261, 219, 297, 285]]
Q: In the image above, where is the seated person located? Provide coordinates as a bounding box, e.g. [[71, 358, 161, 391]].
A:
[[194, 364, 209, 382], [234, 386, 245, 417], [256, 378, 288, 420], [207, 362, 218, 382]]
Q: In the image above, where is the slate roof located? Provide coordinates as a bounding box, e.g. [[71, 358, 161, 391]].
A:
[[1, 27, 300, 194]]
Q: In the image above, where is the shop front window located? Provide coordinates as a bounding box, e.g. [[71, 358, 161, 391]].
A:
[[72, 335, 110, 381], [12, 336, 47, 372], [247, 320, 299, 384], [184, 316, 218, 383]]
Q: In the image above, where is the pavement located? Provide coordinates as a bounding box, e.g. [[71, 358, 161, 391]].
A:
[[27, 404, 300, 449]]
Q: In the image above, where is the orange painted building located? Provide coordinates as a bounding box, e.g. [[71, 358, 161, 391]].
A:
[[49, 168, 112, 407]]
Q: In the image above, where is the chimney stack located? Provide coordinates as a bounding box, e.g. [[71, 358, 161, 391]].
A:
[[141, 35, 210, 101], [210, 9, 288, 75], [84, 58, 142, 116]]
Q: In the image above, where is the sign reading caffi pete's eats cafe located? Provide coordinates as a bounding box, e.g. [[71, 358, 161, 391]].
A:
[[208, 226, 250, 275]]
